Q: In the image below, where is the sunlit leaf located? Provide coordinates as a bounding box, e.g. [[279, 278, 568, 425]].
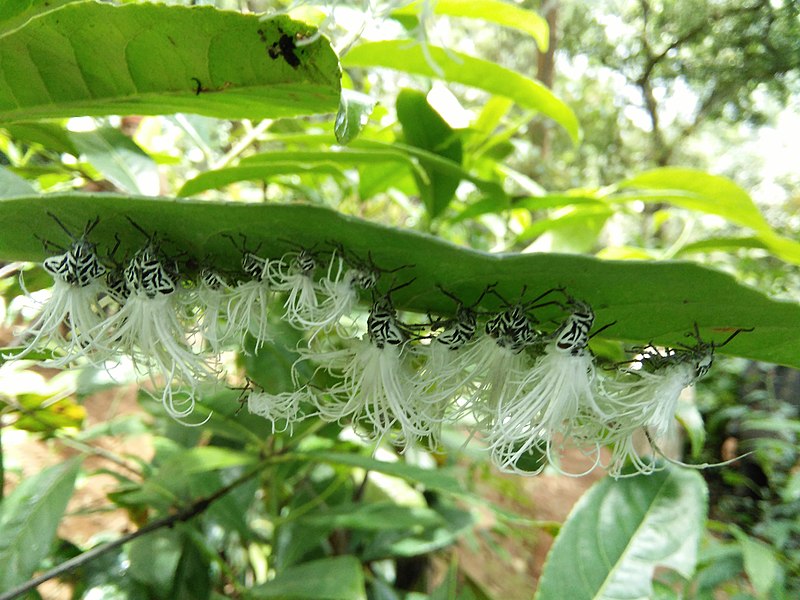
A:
[[730, 527, 781, 598], [396, 88, 463, 218], [0, 3, 340, 122], [613, 169, 800, 265], [335, 89, 377, 145], [343, 41, 579, 143], [0, 165, 35, 196], [393, 0, 550, 52]]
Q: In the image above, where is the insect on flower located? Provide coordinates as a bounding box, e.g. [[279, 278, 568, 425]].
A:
[[306, 279, 429, 448], [292, 245, 381, 337], [194, 268, 235, 354], [488, 296, 613, 475], [223, 234, 275, 352], [411, 284, 496, 439], [597, 325, 753, 477], [270, 245, 324, 330], [9, 214, 108, 366], [94, 221, 217, 418]]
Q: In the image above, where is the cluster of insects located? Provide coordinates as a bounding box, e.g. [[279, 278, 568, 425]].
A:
[[4, 215, 751, 478]]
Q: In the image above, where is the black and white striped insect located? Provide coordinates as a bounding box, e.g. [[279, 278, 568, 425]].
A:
[[551, 299, 595, 355], [432, 284, 496, 350], [124, 244, 177, 297], [42, 213, 106, 288], [367, 279, 416, 349], [368, 296, 407, 349]]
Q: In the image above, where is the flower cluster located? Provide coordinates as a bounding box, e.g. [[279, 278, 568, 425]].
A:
[[5, 218, 748, 477]]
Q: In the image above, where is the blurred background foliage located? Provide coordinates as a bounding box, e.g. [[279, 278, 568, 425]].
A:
[[0, 0, 798, 598]]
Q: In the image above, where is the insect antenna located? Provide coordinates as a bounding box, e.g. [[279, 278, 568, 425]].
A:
[[35, 234, 65, 254], [46, 211, 76, 240], [83, 216, 101, 237], [589, 320, 618, 339], [125, 216, 157, 241], [716, 327, 754, 348]]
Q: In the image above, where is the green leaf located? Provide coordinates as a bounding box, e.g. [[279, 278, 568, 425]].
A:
[[675, 401, 706, 459], [0, 194, 799, 368], [0, 3, 341, 123], [675, 236, 768, 256], [393, 0, 549, 52], [0, 457, 81, 590], [248, 556, 366, 600], [301, 501, 445, 531], [171, 532, 212, 600], [180, 142, 505, 202], [335, 89, 376, 145], [0, 165, 36, 196], [613, 169, 800, 265], [363, 503, 474, 559], [308, 451, 465, 496], [3, 121, 79, 156], [343, 41, 579, 143], [70, 127, 159, 195], [180, 149, 409, 196], [396, 89, 463, 218], [128, 529, 183, 590], [730, 527, 781, 599], [0, 0, 79, 37], [534, 466, 708, 600]]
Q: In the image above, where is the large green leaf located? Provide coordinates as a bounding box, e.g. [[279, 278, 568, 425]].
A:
[[343, 41, 579, 143], [0, 457, 82, 590], [534, 467, 708, 600], [396, 88, 463, 219], [393, 0, 550, 52], [612, 168, 800, 265], [0, 194, 798, 368], [248, 556, 366, 600], [0, 2, 341, 123]]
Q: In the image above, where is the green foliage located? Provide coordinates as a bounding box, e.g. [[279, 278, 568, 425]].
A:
[[343, 41, 580, 143], [0, 1, 797, 599], [0, 458, 81, 590], [535, 466, 708, 600]]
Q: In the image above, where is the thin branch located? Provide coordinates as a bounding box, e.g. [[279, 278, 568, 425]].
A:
[[0, 462, 268, 600]]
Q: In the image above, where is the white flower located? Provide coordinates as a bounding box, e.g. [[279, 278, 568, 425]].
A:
[[486, 302, 603, 475], [96, 245, 217, 418], [247, 388, 305, 433], [225, 251, 274, 352], [194, 269, 235, 354], [304, 296, 426, 447], [270, 250, 322, 329], [595, 342, 715, 477], [9, 233, 108, 365]]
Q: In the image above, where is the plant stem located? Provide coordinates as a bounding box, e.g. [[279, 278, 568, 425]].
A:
[[0, 461, 269, 600]]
